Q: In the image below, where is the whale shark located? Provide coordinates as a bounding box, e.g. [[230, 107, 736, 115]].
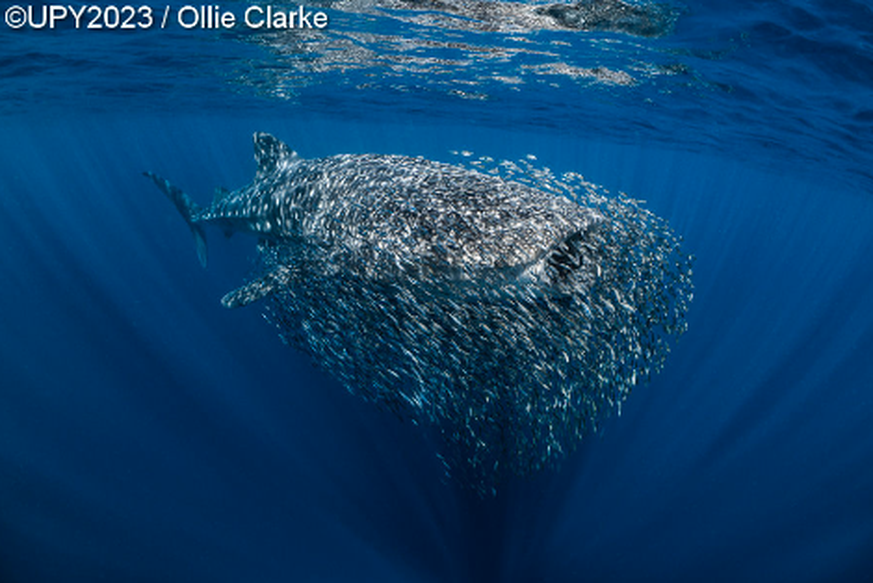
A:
[[146, 133, 605, 308], [146, 133, 693, 490]]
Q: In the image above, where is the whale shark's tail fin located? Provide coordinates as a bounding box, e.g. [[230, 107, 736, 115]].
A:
[[143, 172, 208, 268]]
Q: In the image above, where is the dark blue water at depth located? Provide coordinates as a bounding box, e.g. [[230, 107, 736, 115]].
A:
[[1, 0, 872, 581]]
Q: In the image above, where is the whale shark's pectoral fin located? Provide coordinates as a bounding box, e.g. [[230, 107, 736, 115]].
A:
[[253, 133, 298, 177], [220, 265, 294, 308]]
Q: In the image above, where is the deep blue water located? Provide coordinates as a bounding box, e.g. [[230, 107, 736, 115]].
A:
[[2, 1, 873, 581]]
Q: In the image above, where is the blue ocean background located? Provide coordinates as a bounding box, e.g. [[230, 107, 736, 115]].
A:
[[2, 0, 873, 581]]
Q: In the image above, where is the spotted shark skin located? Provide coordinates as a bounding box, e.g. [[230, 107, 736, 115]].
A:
[[146, 132, 603, 308]]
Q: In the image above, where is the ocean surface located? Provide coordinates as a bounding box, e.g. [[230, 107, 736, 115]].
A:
[[1, 0, 872, 581]]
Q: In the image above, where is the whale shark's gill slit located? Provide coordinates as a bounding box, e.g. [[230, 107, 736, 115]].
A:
[[145, 133, 693, 494]]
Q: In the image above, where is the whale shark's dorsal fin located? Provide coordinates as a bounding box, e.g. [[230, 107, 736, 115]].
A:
[[253, 133, 298, 176]]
